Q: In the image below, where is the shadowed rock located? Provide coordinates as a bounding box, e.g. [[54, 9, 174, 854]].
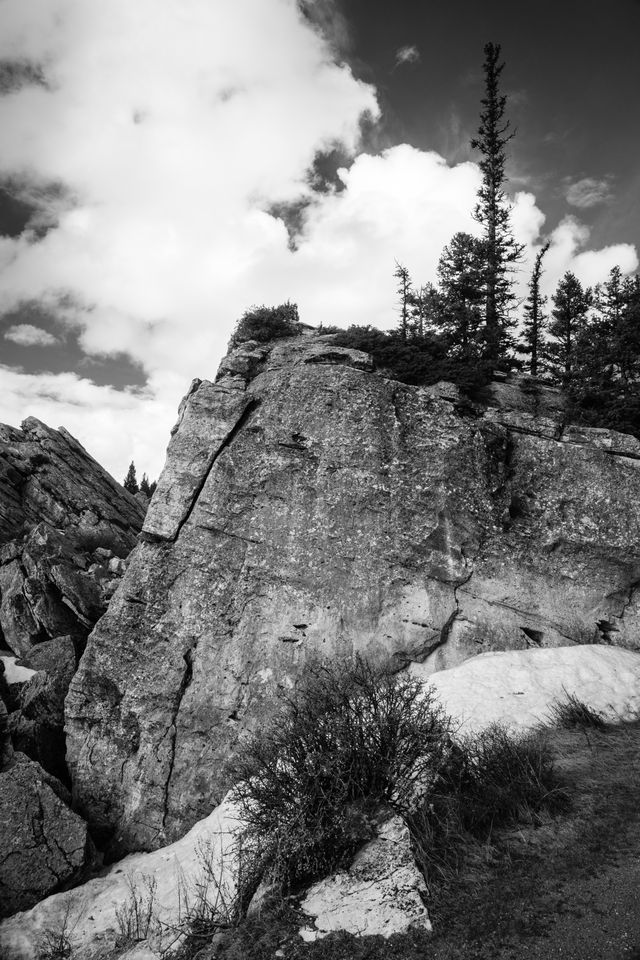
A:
[[0, 754, 95, 918]]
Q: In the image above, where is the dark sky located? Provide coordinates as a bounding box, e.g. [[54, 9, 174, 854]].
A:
[[330, 0, 640, 249]]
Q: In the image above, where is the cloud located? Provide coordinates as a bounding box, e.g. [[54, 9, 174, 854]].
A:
[[0, 1, 636, 481], [298, 0, 352, 56], [4, 322, 59, 346], [565, 176, 614, 209], [394, 45, 420, 68], [540, 216, 638, 296], [0, 363, 175, 481]]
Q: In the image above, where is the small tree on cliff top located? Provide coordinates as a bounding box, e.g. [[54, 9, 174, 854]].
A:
[[123, 461, 139, 495]]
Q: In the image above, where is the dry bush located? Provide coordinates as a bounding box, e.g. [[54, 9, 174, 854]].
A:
[[227, 657, 454, 896]]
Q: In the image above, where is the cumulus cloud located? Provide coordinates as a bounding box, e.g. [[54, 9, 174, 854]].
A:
[[565, 176, 614, 209], [394, 45, 420, 68], [0, 363, 174, 481], [0, 0, 378, 475], [4, 323, 58, 346], [540, 215, 638, 295], [0, 1, 636, 480]]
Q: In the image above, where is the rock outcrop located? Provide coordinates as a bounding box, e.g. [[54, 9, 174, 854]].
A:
[[0, 418, 146, 906], [0, 418, 144, 551], [9, 636, 77, 782], [0, 419, 145, 658], [65, 333, 640, 855], [0, 753, 96, 918], [0, 420, 145, 782], [299, 815, 431, 941]]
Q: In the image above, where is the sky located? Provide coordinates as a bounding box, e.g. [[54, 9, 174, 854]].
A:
[[0, 0, 639, 482]]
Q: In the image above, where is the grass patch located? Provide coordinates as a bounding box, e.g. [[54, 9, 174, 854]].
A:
[[547, 690, 607, 731]]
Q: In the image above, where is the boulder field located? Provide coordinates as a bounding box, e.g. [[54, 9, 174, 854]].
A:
[[63, 332, 640, 857]]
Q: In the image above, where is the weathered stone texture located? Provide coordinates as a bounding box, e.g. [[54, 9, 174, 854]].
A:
[[0, 420, 145, 795], [0, 754, 94, 918], [299, 815, 431, 941], [65, 334, 640, 855], [0, 416, 145, 659], [0, 418, 144, 548]]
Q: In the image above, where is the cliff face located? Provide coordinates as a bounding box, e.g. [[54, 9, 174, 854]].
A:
[[65, 334, 640, 855]]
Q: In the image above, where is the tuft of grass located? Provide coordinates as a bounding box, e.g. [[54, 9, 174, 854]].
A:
[[548, 690, 607, 731], [114, 873, 158, 948], [37, 902, 78, 960]]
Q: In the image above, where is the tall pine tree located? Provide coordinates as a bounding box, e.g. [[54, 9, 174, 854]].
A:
[[471, 43, 524, 366]]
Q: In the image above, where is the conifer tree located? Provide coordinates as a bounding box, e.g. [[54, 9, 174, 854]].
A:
[[519, 241, 550, 375], [123, 461, 139, 495], [588, 268, 640, 397], [471, 43, 524, 366], [435, 232, 485, 358], [140, 473, 152, 497], [410, 282, 443, 339], [617, 273, 640, 387], [394, 261, 413, 340], [546, 272, 592, 384]]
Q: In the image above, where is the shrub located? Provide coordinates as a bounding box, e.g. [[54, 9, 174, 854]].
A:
[[548, 690, 607, 731], [226, 657, 454, 894], [37, 903, 77, 960], [73, 527, 130, 558], [226, 658, 566, 929], [330, 325, 492, 392], [229, 302, 300, 348]]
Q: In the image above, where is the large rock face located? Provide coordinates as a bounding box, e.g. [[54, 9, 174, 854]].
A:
[[66, 334, 640, 855]]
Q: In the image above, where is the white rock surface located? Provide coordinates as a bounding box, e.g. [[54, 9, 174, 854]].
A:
[[0, 798, 241, 960], [299, 815, 431, 941], [417, 644, 640, 733], [1, 655, 36, 685]]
